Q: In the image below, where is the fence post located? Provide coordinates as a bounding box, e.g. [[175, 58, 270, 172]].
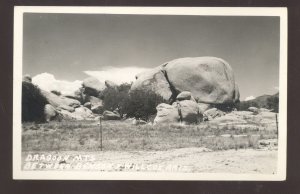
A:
[[100, 116, 103, 151], [275, 113, 278, 134]]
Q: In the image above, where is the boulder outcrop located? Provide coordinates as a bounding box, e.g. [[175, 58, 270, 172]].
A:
[[89, 96, 104, 114], [131, 57, 239, 106], [154, 94, 202, 124], [82, 77, 105, 97], [40, 90, 81, 109]]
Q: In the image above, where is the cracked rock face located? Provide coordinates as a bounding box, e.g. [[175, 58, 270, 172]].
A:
[[131, 56, 240, 105], [131, 66, 173, 101]]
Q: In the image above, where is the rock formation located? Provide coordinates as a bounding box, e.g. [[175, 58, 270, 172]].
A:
[[154, 92, 202, 124], [82, 77, 106, 97], [131, 57, 240, 107], [44, 104, 57, 122], [103, 110, 121, 120]]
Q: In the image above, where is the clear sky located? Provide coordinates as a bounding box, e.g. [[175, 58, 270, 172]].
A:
[[23, 13, 280, 100]]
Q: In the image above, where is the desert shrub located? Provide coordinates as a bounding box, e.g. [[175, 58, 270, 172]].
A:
[[101, 83, 165, 120], [22, 82, 48, 122], [124, 90, 166, 121], [102, 83, 131, 116]]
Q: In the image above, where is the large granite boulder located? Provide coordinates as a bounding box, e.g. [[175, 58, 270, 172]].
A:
[[82, 77, 106, 97], [164, 57, 237, 104], [131, 57, 239, 105], [131, 66, 173, 101]]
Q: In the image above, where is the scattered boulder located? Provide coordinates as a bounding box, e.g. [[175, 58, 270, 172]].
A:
[[132, 119, 147, 125], [83, 102, 92, 109], [92, 105, 105, 114], [82, 77, 105, 97], [154, 103, 179, 124], [154, 100, 201, 124], [131, 66, 173, 101], [176, 91, 196, 102], [73, 106, 94, 120], [248, 107, 259, 114], [173, 100, 201, 124], [58, 109, 76, 120], [44, 104, 57, 122], [103, 110, 121, 120], [203, 108, 225, 121], [57, 105, 75, 112], [89, 96, 104, 114]]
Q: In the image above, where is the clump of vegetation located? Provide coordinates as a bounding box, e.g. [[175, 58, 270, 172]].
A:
[[22, 82, 48, 122], [101, 83, 166, 121], [266, 94, 279, 112]]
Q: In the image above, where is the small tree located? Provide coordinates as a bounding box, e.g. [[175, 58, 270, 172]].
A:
[[101, 83, 166, 121], [102, 83, 132, 116], [125, 90, 166, 121], [22, 82, 48, 122]]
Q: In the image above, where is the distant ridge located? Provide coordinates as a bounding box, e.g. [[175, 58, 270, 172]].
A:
[[238, 92, 279, 112]]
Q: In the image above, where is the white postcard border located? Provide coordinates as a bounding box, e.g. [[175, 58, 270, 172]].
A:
[[13, 6, 287, 180]]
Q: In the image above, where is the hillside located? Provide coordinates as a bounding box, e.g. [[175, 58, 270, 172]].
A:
[[237, 93, 279, 112]]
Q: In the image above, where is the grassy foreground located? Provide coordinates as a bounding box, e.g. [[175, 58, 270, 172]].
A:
[[22, 120, 277, 152]]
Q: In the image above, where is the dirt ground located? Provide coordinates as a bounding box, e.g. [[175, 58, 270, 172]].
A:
[[22, 147, 277, 174]]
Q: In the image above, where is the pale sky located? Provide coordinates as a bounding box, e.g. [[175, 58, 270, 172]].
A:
[[23, 13, 280, 100]]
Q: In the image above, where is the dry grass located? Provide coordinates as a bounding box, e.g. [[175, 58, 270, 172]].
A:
[[22, 120, 277, 152]]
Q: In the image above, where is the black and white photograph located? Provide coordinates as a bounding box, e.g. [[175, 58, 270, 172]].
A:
[[13, 7, 287, 180]]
